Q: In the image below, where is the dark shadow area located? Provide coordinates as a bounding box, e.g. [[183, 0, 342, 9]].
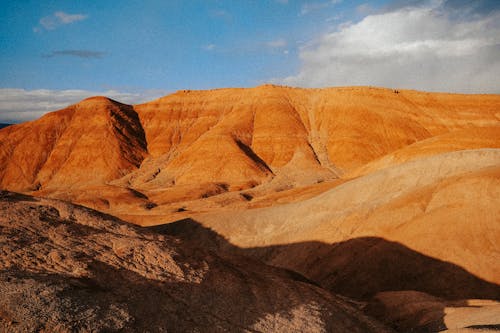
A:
[[128, 188, 149, 200], [466, 324, 500, 330], [149, 218, 500, 332], [0, 191, 37, 203], [234, 139, 274, 174], [0, 256, 383, 332], [109, 102, 148, 168], [150, 219, 500, 301], [249, 237, 500, 301], [240, 192, 253, 201]]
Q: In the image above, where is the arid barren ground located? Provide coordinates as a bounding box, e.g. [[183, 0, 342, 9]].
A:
[[1, 85, 499, 332]]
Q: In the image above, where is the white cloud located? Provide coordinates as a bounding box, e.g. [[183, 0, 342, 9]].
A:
[[37, 11, 87, 31], [280, 2, 500, 93], [203, 44, 216, 51], [0, 89, 169, 123], [300, 0, 342, 16], [356, 3, 374, 15], [42, 50, 105, 59], [54, 11, 86, 24], [266, 39, 287, 48]]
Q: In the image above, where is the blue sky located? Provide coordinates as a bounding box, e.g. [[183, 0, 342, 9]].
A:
[[1, 0, 375, 91], [1, 0, 499, 122]]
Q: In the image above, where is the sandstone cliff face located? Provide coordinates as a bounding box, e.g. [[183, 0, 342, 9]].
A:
[[0, 107, 75, 191], [133, 85, 500, 186]]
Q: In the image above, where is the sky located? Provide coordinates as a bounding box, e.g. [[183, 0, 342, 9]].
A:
[[1, 0, 499, 123]]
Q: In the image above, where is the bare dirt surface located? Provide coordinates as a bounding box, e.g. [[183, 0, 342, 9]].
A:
[[0, 191, 392, 332]]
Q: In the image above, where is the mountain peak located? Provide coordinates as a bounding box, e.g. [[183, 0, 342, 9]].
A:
[[78, 96, 123, 106]]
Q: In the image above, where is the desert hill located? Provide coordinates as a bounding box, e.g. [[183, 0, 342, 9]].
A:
[[159, 149, 500, 332], [190, 149, 500, 293], [0, 85, 499, 218], [0, 85, 499, 332], [0, 97, 146, 192]]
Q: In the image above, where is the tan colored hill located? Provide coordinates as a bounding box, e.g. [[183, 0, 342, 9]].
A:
[[166, 149, 500, 332], [0, 191, 391, 332], [347, 126, 500, 178], [130, 85, 500, 188]]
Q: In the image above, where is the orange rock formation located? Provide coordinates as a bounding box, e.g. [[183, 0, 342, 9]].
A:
[[1, 85, 499, 332]]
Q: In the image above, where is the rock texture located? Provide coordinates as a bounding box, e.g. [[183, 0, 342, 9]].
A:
[[0, 191, 391, 332], [166, 149, 500, 332]]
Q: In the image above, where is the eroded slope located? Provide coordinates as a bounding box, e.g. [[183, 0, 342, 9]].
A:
[[0, 97, 146, 192], [1, 85, 498, 218]]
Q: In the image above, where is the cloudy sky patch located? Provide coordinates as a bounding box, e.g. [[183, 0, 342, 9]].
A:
[[0, 89, 168, 123], [280, 0, 500, 93], [1, 1, 499, 124], [35, 11, 87, 31]]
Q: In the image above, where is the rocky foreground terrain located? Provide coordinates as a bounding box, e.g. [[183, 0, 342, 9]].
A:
[[0, 191, 391, 332], [0, 85, 499, 332]]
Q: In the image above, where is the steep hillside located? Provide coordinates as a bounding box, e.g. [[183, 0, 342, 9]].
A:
[[161, 148, 500, 332], [132, 85, 500, 188], [0, 97, 146, 192], [348, 126, 500, 178]]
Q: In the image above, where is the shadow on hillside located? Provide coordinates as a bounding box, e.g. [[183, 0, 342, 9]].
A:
[[150, 218, 500, 301], [150, 218, 500, 332], [2, 260, 333, 332], [0, 190, 37, 203]]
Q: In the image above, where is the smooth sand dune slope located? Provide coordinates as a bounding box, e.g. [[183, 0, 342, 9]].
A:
[[348, 126, 500, 178]]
